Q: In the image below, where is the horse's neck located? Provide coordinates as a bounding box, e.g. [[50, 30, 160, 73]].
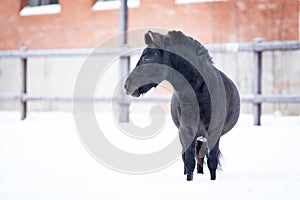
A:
[[166, 53, 205, 94]]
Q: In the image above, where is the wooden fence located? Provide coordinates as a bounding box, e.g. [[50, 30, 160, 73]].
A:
[[0, 39, 300, 125]]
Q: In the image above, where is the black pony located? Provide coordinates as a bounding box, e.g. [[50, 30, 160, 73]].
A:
[[124, 31, 240, 181]]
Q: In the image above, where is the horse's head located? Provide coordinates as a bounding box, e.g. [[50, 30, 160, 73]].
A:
[[124, 47, 168, 97], [124, 32, 170, 97]]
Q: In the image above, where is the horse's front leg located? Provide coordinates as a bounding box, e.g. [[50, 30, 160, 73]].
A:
[[207, 139, 220, 180], [185, 141, 196, 181], [179, 127, 196, 181]]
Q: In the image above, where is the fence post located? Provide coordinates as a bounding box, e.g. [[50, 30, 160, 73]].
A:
[[20, 47, 28, 120], [253, 38, 262, 125], [118, 0, 130, 122]]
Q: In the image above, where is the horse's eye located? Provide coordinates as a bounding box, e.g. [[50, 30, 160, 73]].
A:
[[142, 54, 149, 62]]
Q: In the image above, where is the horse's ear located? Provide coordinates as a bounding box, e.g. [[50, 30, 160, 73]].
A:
[[145, 31, 155, 45]]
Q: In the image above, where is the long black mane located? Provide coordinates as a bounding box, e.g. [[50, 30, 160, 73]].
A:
[[145, 30, 214, 64]]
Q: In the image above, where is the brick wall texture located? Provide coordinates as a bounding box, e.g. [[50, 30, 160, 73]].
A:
[[0, 0, 299, 50]]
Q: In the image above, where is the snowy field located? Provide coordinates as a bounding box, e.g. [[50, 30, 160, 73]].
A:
[[0, 111, 300, 200]]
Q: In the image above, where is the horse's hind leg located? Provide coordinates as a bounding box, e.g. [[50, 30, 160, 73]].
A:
[[196, 140, 204, 174], [207, 139, 220, 180], [196, 158, 204, 174]]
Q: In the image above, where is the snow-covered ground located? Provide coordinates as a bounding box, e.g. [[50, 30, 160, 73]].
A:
[[0, 111, 300, 200]]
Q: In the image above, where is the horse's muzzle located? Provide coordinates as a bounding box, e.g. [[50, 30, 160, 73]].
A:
[[124, 78, 136, 96]]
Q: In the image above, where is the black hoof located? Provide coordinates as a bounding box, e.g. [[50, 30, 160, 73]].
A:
[[197, 166, 204, 174], [186, 174, 193, 181], [210, 171, 216, 180]]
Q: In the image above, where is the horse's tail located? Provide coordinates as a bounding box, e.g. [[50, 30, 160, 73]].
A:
[[217, 149, 223, 170]]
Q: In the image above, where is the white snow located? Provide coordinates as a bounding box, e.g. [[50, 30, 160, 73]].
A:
[[0, 111, 299, 199]]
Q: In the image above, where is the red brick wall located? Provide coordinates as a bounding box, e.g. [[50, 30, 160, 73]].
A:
[[0, 0, 299, 50]]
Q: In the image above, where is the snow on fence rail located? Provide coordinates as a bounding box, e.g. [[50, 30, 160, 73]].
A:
[[0, 39, 300, 125]]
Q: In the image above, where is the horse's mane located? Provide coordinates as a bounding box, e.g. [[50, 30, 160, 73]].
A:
[[145, 30, 213, 64]]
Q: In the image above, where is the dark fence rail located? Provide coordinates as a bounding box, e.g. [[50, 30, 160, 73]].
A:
[[0, 39, 300, 124]]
